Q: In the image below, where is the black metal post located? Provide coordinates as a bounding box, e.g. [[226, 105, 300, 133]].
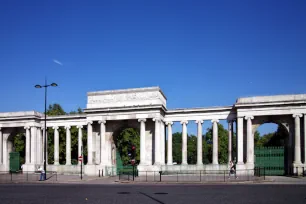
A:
[[159, 171, 162, 182], [81, 146, 83, 180], [44, 79, 47, 181], [133, 165, 135, 181]]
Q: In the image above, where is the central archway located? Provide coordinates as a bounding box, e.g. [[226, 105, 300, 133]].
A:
[[252, 117, 291, 175], [110, 121, 140, 172]]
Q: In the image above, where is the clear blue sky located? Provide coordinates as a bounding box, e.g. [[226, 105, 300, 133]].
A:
[[1, 0, 305, 135]]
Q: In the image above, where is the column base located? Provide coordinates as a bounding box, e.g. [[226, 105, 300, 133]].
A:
[[292, 163, 305, 176], [245, 162, 254, 170]]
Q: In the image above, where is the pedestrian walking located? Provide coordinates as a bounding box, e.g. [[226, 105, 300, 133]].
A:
[[228, 161, 237, 179], [38, 166, 45, 181]]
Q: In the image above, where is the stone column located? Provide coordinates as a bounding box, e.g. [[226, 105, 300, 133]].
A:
[[53, 126, 59, 165], [160, 121, 165, 165], [237, 117, 244, 164], [77, 125, 83, 164], [181, 120, 188, 165], [166, 122, 173, 165], [212, 119, 219, 165], [153, 118, 161, 165], [196, 120, 204, 165], [0, 128, 3, 164], [87, 121, 93, 165], [138, 119, 146, 165], [293, 114, 302, 164], [98, 121, 106, 165], [2, 134, 8, 167], [36, 128, 42, 164], [24, 127, 30, 164], [228, 121, 233, 163], [245, 116, 254, 164], [65, 126, 71, 165], [30, 126, 37, 164]]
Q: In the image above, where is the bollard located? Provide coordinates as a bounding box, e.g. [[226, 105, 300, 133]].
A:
[[27, 172, 28, 181], [177, 172, 179, 182], [223, 170, 226, 182], [263, 167, 265, 180], [159, 171, 162, 182], [102, 169, 103, 177], [99, 170, 101, 177], [10, 171, 12, 182], [200, 171, 201, 182], [146, 171, 147, 182]]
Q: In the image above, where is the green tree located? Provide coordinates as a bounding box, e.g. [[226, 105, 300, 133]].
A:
[[172, 132, 182, 164], [115, 128, 140, 166], [187, 135, 197, 164], [13, 133, 26, 165]]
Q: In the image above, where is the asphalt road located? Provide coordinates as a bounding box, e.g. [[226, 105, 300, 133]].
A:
[[0, 184, 305, 204]]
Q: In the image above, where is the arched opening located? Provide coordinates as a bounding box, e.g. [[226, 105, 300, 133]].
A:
[[5, 128, 26, 172], [12, 133, 26, 166], [112, 126, 140, 170], [254, 122, 289, 175]]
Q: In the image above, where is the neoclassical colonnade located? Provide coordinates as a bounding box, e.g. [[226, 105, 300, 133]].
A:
[[1, 87, 306, 175]]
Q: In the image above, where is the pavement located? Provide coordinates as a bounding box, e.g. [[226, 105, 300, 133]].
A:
[[2, 173, 306, 185], [0, 183, 306, 204]]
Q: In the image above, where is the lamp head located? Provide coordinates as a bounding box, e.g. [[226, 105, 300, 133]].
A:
[[35, 85, 42, 88], [51, 83, 58, 87]]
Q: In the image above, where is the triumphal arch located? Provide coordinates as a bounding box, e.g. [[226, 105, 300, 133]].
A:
[[0, 87, 305, 175]]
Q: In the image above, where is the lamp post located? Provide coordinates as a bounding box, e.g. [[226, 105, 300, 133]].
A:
[[35, 80, 58, 180]]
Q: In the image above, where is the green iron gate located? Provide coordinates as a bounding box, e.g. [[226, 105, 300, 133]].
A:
[[106, 150, 136, 176], [9, 152, 20, 173], [255, 147, 284, 176]]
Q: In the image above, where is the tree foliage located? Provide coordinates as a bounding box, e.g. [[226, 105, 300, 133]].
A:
[[115, 128, 140, 166], [255, 125, 288, 147]]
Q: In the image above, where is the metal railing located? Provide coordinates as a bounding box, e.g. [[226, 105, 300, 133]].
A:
[[0, 171, 57, 183], [119, 168, 266, 183]]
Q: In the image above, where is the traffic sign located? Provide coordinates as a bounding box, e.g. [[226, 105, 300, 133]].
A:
[[78, 156, 83, 161]]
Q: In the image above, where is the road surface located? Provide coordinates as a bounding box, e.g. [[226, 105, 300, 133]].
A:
[[0, 184, 305, 204]]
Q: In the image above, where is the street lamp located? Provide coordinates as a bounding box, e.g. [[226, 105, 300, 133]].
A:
[[35, 80, 58, 180]]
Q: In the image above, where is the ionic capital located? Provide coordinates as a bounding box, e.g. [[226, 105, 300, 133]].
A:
[[180, 120, 188, 125], [24, 126, 30, 130], [77, 125, 83, 129], [52, 126, 59, 130], [65, 125, 71, 130], [293, 114, 303, 118], [195, 120, 204, 124], [138, 118, 146, 123], [153, 118, 161, 122], [244, 116, 254, 120], [165, 121, 173, 126], [98, 120, 106, 124], [87, 121, 93, 125], [211, 119, 219, 123]]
